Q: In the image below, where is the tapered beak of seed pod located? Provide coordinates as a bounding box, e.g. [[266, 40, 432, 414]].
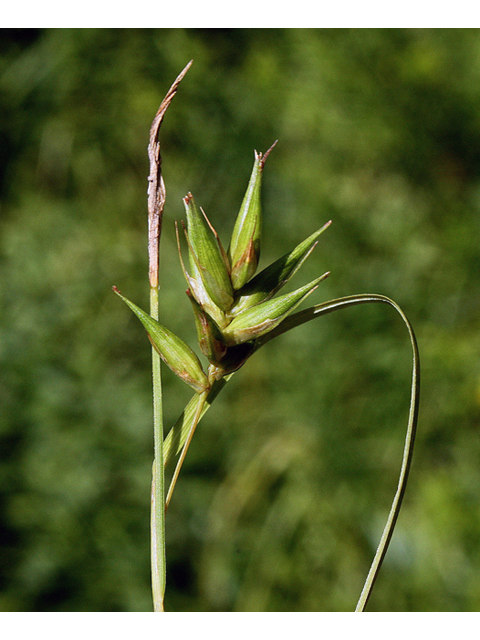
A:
[[228, 142, 277, 291], [113, 287, 209, 393]]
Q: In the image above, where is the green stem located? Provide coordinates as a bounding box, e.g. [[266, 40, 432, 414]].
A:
[[146, 61, 192, 612], [150, 285, 166, 612]]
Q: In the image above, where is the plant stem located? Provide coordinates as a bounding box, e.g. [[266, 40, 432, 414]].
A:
[[147, 61, 192, 612], [150, 286, 165, 612]]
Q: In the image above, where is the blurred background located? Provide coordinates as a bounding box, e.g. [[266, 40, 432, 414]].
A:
[[1, 28, 480, 612]]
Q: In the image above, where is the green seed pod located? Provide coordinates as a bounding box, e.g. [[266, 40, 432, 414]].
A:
[[175, 221, 228, 329], [228, 142, 277, 290], [113, 287, 209, 393], [186, 289, 227, 364], [232, 220, 332, 314], [222, 274, 329, 346], [184, 193, 234, 312]]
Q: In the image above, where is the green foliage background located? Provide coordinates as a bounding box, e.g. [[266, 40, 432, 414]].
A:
[[1, 28, 480, 611]]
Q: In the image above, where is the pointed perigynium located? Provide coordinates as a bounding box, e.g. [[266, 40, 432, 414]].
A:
[[175, 220, 228, 331], [221, 274, 329, 346], [113, 287, 209, 393], [228, 141, 277, 291], [183, 193, 234, 312]]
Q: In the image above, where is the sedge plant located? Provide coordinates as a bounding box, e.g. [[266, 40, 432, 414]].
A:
[[113, 63, 420, 612]]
